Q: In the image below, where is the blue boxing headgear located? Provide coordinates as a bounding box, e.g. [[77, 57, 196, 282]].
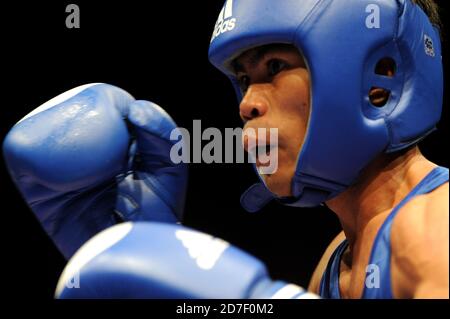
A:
[[208, 0, 443, 211]]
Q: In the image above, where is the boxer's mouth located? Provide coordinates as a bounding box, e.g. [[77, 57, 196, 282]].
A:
[[243, 132, 278, 170], [254, 144, 277, 167]]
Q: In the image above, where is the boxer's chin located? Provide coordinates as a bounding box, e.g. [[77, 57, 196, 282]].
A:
[[259, 164, 294, 198]]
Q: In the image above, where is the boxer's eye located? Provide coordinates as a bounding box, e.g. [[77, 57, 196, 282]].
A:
[[238, 75, 250, 93], [267, 59, 287, 77]]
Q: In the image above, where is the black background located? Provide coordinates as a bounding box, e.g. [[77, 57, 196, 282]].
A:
[[1, 0, 448, 302]]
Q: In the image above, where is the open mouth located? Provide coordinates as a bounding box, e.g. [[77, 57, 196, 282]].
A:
[[253, 144, 277, 167], [243, 130, 279, 175]]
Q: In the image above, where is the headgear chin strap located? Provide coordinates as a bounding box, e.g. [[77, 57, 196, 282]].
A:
[[209, 0, 443, 211]]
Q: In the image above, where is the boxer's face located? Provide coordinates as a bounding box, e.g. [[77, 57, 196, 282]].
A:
[[233, 44, 310, 197]]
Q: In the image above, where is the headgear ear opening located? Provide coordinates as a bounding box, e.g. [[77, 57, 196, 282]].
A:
[[369, 57, 397, 107]]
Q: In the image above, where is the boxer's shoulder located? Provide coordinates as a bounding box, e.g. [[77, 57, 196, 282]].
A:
[[390, 181, 449, 298], [308, 231, 346, 294], [392, 179, 448, 244]]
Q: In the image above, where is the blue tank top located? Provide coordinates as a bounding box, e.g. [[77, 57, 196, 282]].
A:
[[319, 166, 449, 299]]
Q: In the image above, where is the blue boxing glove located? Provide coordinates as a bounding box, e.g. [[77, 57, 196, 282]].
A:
[[3, 83, 188, 259], [55, 222, 318, 299]]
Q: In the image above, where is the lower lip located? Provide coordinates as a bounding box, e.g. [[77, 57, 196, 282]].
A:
[[255, 147, 278, 168]]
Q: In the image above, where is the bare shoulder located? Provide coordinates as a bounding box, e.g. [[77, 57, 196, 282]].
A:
[[392, 181, 448, 245], [391, 181, 449, 298], [308, 231, 346, 294]]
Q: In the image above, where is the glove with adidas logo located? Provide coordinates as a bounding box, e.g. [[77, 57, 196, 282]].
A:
[[55, 222, 319, 299]]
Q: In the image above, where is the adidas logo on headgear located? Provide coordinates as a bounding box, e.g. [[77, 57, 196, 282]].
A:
[[211, 0, 236, 43]]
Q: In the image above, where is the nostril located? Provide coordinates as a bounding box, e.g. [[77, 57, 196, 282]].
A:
[[250, 108, 259, 118]]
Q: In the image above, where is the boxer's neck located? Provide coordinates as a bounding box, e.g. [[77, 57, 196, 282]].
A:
[[325, 146, 437, 259]]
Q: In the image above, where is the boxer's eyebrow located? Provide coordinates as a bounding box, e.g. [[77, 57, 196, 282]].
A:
[[232, 46, 273, 74], [231, 44, 301, 75]]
